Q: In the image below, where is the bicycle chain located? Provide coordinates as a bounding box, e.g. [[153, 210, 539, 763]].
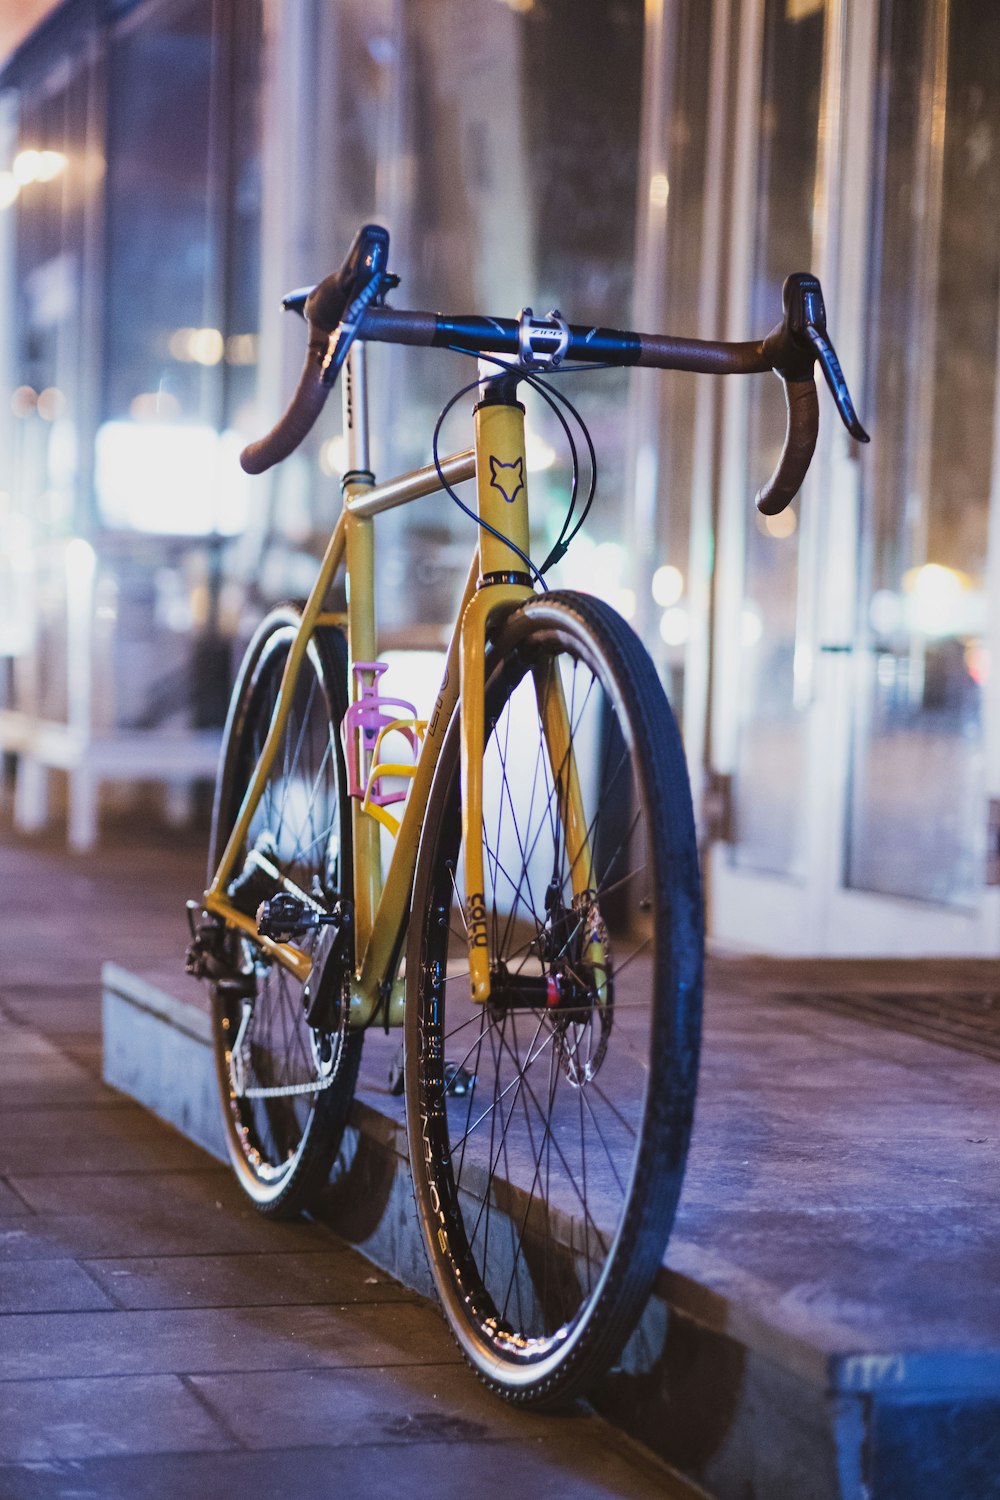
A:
[[228, 999, 342, 1099], [239, 1077, 338, 1099]]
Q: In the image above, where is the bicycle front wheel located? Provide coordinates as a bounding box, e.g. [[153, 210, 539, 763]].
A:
[[208, 605, 361, 1216], [405, 591, 703, 1404]]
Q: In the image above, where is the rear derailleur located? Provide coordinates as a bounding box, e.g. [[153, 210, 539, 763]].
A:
[[184, 903, 253, 999]]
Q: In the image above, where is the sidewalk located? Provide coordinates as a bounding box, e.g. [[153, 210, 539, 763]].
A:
[[0, 826, 692, 1500], [6, 819, 1000, 1498]]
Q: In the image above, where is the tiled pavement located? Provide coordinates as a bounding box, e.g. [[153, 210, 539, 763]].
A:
[[0, 825, 695, 1500]]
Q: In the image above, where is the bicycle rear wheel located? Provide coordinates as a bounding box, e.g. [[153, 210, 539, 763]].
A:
[[405, 591, 703, 1404], [209, 605, 361, 1216]]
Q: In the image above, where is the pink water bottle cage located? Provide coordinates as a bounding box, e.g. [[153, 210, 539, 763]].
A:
[[343, 662, 421, 807]]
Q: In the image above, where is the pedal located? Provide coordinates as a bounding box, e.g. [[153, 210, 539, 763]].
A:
[[444, 1061, 476, 1097], [256, 891, 324, 941], [387, 1052, 475, 1098]]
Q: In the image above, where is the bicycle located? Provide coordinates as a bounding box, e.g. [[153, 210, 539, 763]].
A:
[[186, 223, 867, 1406]]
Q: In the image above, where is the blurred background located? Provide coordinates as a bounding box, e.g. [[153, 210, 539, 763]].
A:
[[0, 0, 998, 956]]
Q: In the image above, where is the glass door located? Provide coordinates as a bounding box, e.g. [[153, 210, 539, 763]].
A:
[[708, 0, 1000, 954], [828, 0, 1000, 951], [708, 0, 833, 951]]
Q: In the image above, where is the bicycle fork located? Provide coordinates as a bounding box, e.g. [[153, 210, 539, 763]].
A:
[[460, 385, 597, 1005]]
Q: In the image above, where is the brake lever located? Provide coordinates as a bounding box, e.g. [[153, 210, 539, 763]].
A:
[[781, 272, 869, 444], [804, 324, 869, 443], [322, 268, 399, 387]]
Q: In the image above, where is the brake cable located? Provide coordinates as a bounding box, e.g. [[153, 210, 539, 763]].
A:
[[436, 346, 607, 584]]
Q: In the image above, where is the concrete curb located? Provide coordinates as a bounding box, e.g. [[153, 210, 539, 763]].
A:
[[101, 962, 1000, 1500]]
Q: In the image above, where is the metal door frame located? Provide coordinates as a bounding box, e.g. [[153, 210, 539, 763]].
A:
[[705, 0, 1000, 954]]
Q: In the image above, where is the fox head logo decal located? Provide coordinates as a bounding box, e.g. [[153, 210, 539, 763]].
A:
[[489, 456, 524, 505]]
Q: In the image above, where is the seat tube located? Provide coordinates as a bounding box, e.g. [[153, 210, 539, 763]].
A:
[[461, 377, 533, 1003], [342, 342, 382, 957]]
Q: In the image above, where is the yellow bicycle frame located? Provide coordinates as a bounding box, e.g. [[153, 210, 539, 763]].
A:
[[204, 344, 596, 1025]]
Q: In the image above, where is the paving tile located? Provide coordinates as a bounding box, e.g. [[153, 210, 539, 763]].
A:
[[0, 983, 100, 1001], [0, 1179, 31, 1215], [0, 1106, 212, 1176], [7, 1167, 253, 1220], [0, 1437, 685, 1500], [0, 1078, 125, 1110], [0, 1302, 460, 1380], [0, 1024, 69, 1059], [1, 997, 100, 1039], [189, 1361, 618, 1450], [0, 1261, 114, 1314], [0, 1045, 92, 1088], [58, 1041, 104, 1077], [82, 1250, 417, 1310], [0, 1207, 322, 1263], [0, 1374, 234, 1462]]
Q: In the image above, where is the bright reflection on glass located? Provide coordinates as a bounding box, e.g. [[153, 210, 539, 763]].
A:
[[869, 587, 903, 637], [37, 387, 66, 422], [556, 535, 637, 614], [225, 333, 259, 365], [524, 426, 556, 472], [36, 150, 68, 181], [610, 587, 637, 621], [0, 509, 33, 655], [965, 641, 989, 687], [648, 172, 670, 208], [12, 148, 68, 184], [168, 326, 225, 365], [11, 386, 37, 417], [741, 604, 764, 648], [659, 606, 689, 647], [65, 536, 97, 582], [319, 435, 348, 476], [761, 507, 797, 538], [129, 391, 182, 421], [651, 563, 684, 607], [12, 149, 41, 184], [901, 562, 971, 637], [95, 422, 249, 534], [592, 540, 626, 579]]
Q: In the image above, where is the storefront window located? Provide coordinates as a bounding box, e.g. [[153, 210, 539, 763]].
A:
[[322, 0, 645, 629], [731, 0, 826, 878], [846, 0, 999, 905], [97, 0, 262, 535]]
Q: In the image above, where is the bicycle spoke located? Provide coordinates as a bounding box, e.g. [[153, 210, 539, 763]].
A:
[[448, 1019, 556, 1154], [215, 620, 356, 1208], [411, 597, 702, 1397]]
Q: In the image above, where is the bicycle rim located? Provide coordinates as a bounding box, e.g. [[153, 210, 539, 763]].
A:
[[405, 592, 702, 1403], [210, 612, 360, 1214]]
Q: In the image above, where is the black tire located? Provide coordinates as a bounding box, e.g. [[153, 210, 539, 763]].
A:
[[404, 591, 703, 1404], [209, 605, 362, 1216]]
